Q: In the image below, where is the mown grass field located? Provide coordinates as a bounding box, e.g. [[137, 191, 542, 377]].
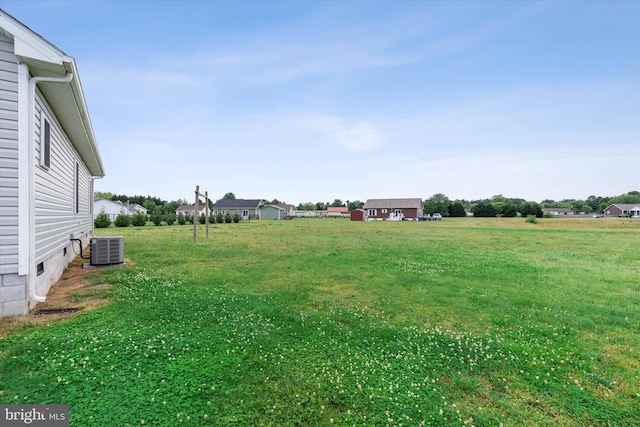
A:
[[1, 218, 639, 426]]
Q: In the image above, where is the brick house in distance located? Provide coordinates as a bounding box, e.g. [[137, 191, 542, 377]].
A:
[[602, 204, 640, 218], [363, 198, 424, 221]]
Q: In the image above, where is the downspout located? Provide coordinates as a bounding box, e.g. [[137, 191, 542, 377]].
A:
[[27, 72, 74, 303]]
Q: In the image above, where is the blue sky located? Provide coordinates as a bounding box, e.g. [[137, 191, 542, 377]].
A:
[[4, 0, 639, 204]]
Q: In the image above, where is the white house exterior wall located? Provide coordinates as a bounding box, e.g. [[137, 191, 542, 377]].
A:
[[179, 207, 206, 218], [95, 199, 129, 221], [0, 29, 95, 316], [0, 32, 20, 275], [0, 31, 25, 316], [34, 93, 94, 266]]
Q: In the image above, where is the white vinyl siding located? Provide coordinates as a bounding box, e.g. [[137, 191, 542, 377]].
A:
[[0, 32, 19, 274], [33, 95, 93, 264]]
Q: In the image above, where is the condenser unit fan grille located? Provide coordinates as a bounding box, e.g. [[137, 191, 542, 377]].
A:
[[90, 237, 124, 265]]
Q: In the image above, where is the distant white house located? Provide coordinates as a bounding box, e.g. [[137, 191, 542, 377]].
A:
[[175, 204, 207, 218], [542, 208, 574, 216], [292, 210, 328, 217], [127, 203, 147, 216], [0, 11, 105, 317], [94, 199, 147, 221], [273, 204, 294, 217]]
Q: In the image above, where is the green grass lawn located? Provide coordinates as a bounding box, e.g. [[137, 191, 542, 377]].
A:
[[1, 218, 639, 426]]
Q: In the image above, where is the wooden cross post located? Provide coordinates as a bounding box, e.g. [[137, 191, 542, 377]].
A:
[[193, 185, 199, 243], [205, 191, 209, 239], [193, 185, 210, 243]]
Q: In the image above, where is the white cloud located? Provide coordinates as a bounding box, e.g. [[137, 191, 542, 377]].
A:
[[286, 113, 385, 151], [332, 122, 384, 151]]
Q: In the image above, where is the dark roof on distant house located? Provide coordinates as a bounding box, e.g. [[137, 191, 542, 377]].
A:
[[604, 204, 640, 211], [213, 199, 263, 209], [274, 203, 293, 211], [126, 204, 147, 214], [363, 198, 423, 210]]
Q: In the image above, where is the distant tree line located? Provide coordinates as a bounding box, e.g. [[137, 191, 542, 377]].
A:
[[422, 191, 640, 218], [94, 190, 639, 225], [95, 192, 210, 227]]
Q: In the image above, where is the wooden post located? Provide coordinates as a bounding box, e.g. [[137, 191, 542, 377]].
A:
[[193, 185, 199, 243], [205, 191, 209, 239], [193, 186, 211, 243]]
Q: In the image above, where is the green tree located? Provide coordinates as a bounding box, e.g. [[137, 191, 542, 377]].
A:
[[199, 214, 206, 224], [148, 205, 163, 221], [448, 201, 466, 217], [177, 212, 186, 225], [94, 210, 111, 228], [162, 201, 180, 216], [471, 202, 497, 217], [223, 192, 236, 200], [609, 191, 640, 205], [347, 200, 364, 211], [520, 201, 543, 218], [114, 210, 131, 227], [500, 203, 518, 218], [526, 215, 538, 224], [571, 200, 591, 214], [94, 191, 114, 200], [131, 212, 147, 226], [586, 195, 606, 213], [151, 214, 162, 226], [233, 213, 240, 223], [297, 202, 316, 211], [216, 212, 224, 224], [143, 199, 158, 214], [424, 193, 450, 216], [224, 212, 232, 223], [330, 199, 344, 207], [165, 213, 176, 225]]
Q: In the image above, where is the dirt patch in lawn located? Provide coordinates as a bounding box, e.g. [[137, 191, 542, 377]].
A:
[[0, 257, 116, 337]]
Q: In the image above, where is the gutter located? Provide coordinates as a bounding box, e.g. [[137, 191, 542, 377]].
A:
[[27, 72, 74, 303]]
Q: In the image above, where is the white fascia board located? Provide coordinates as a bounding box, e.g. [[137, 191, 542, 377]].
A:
[[14, 36, 64, 65], [1, 12, 65, 65]]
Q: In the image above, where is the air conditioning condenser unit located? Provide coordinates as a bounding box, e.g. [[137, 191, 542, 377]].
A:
[[90, 236, 124, 266]]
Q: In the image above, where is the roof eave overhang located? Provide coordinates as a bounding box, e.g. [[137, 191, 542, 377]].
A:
[[19, 56, 105, 177], [3, 11, 105, 177]]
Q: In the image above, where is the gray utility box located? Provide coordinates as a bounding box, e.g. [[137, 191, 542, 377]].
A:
[[90, 236, 124, 265]]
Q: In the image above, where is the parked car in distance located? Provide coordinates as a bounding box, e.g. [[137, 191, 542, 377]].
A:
[[422, 214, 431, 221], [432, 213, 442, 221]]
